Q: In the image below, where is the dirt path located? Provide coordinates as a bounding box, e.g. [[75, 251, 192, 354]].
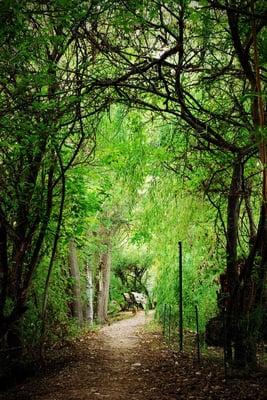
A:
[[1, 312, 177, 400], [0, 311, 266, 400]]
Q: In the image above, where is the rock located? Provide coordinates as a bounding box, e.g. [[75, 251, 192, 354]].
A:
[[131, 362, 142, 367]]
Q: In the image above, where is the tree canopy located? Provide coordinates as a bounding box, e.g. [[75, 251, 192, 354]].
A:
[[0, 0, 266, 370]]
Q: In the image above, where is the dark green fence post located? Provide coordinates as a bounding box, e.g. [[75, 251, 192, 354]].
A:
[[163, 304, 167, 337], [178, 241, 183, 351], [168, 305, 171, 343], [195, 305, 200, 361]]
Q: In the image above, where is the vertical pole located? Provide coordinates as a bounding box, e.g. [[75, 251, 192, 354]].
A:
[[163, 304, 167, 337], [179, 241, 183, 351], [195, 305, 200, 361], [168, 305, 171, 343]]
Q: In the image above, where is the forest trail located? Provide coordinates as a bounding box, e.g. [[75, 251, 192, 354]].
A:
[[0, 311, 266, 400], [0, 312, 178, 400]]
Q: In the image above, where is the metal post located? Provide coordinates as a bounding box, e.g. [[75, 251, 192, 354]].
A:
[[195, 305, 200, 361], [179, 241, 183, 351], [163, 304, 167, 337], [168, 305, 171, 343]]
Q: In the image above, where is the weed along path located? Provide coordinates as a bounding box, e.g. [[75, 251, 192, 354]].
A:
[[0, 311, 265, 400]]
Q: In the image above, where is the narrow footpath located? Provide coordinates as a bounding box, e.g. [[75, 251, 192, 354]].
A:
[[0, 312, 265, 400]]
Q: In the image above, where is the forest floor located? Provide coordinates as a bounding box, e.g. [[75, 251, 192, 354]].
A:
[[0, 311, 266, 400]]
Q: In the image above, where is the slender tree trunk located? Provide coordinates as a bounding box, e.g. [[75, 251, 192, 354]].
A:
[[223, 158, 265, 367], [69, 239, 83, 326], [219, 5, 267, 368], [86, 263, 94, 325], [232, 1, 267, 368], [224, 159, 242, 363], [97, 231, 112, 324], [224, 161, 267, 368], [41, 163, 65, 326]]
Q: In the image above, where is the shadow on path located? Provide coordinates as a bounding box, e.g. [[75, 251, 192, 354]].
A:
[[1, 311, 265, 400]]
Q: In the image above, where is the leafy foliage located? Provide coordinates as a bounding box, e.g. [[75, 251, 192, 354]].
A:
[[110, 246, 152, 307], [0, 0, 266, 372]]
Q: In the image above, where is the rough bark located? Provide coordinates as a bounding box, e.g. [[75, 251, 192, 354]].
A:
[[213, 1, 267, 369], [223, 159, 243, 362], [86, 263, 94, 326], [96, 231, 112, 324], [41, 160, 65, 327], [69, 239, 83, 326], [226, 160, 242, 287], [222, 158, 267, 367]]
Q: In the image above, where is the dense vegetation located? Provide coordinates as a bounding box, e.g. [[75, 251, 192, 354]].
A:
[[0, 0, 266, 373]]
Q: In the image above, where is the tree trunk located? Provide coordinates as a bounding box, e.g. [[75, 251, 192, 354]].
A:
[[69, 239, 83, 326], [236, 204, 267, 368], [223, 159, 267, 368], [86, 263, 94, 326], [229, 3, 267, 368], [218, 7, 267, 368], [96, 232, 111, 324], [224, 159, 242, 363]]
